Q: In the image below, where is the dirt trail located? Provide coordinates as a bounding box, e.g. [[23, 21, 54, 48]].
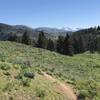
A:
[[42, 72, 77, 100]]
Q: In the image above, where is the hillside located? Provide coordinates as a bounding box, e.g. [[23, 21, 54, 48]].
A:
[[0, 23, 70, 40], [0, 41, 100, 100]]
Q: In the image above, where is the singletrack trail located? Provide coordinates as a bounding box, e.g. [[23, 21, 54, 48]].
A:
[[42, 72, 77, 100]]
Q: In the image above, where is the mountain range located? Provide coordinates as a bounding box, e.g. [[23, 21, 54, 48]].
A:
[[0, 23, 72, 40]]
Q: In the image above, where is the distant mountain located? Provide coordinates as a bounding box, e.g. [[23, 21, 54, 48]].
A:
[[14, 25, 72, 39], [0, 23, 72, 40], [0, 23, 17, 40], [34, 27, 70, 36]]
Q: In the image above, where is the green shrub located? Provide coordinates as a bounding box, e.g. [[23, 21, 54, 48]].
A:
[[0, 62, 11, 70], [36, 68, 42, 75], [21, 60, 33, 69], [36, 88, 45, 98], [49, 68, 55, 72], [0, 53, 6, 62], [24, 60, 33, 67], [3, 82, 14, 92], [9, 96, 14, 100], [24, 72, 35, 79], [21, 78, 31, 87], [16, 69, 35, 80], [16, 70, 33, 87], [13, 64, 20, 69], [3, 71, 11, 76], [80, 90, 89, 97], [16, 72, 23, 79], [78, 92, 86, 100]]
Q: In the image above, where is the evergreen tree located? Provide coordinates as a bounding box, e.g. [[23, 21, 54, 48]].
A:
[[63, 34, 74, 56], [97, 36, 100, 52], [22, 31, 31, 45], [68, 44, 74, 56], [97, 26, 100, 31], [47, 39, 54, 51], [78, 36, 85, 53], [88, 35, 95, 53], [56, 36, 64, 53], [63, 34, 69, 55], [37, 31, 47, 49], [32, 39, 36, 47], [8, 34, 17, 42], [73, 38, 80, 54]]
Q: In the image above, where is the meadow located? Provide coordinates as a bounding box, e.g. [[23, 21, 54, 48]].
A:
[[0, 41, 100, 100]]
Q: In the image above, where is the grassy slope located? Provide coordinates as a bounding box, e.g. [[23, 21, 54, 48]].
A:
[[0, 41, 100, 100]]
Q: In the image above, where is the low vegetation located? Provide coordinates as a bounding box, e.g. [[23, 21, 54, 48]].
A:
[[0, 41, 100, 100]]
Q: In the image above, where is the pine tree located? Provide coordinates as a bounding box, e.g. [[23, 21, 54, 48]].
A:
[[56, 36, 64, 54], [47, 38, 54, 51], [89, 35, 95, 53], [97, 26, 100, 31], [8, 34, 17, 42], [63, 34, 74, 56], [63, 34, 70, 55], [78, 36, 85, 53], [68, 44, 74, 56], [32, 39, 36, 47], [37, 31, 47, 49], [22, 31, 31, 45], [73, 38, 80, 54]]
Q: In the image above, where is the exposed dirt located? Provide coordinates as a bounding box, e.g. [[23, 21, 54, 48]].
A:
[[42, 72, 77, 100]]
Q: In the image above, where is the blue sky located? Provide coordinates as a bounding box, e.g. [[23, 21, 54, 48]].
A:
[[0, 0, 100, 29]]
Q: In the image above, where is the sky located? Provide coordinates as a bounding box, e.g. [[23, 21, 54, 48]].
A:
[[0, 0, 100, 29]]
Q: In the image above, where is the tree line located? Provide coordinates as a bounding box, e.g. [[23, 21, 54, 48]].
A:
[[8, 26, 100, 56]]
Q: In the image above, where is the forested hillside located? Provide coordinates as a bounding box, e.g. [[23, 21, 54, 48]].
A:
[[1, 23, 100, 56], [0, 24, 100, 56]]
